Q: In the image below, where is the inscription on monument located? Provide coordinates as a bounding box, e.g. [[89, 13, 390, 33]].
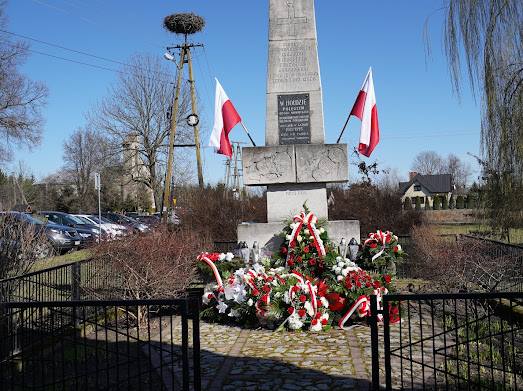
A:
[[278, 93, 310, 144], [268, 41, 319, 89]]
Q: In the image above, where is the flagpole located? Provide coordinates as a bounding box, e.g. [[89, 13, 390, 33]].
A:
[[336, 115, 352, 144], [240, 122, 256, 147]]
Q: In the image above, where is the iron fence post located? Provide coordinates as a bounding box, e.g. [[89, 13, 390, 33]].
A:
[[71, 262, 80, 327], [383, 299, 392, 390], [370, 294, 380, 390], [191, 297, 202, 391]]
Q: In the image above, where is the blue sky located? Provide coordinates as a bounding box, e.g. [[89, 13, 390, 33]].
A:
[[6, 0, 480, 183]]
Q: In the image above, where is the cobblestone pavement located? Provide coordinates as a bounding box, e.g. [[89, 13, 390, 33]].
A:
[[147, 309, 449, 390]]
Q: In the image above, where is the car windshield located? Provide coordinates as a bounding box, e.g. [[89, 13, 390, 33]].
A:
[[64, 214, 87, 225], [22, 213, 45, 225], [75, 216, 94, 225]]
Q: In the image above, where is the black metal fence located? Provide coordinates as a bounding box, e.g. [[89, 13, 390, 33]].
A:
[[0, 258, 122, 303], [370, 292, 523, 390], [0, 298, 201, 391]]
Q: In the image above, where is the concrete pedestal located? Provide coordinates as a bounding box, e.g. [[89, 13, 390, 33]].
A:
[[238, 220, 360, 254]]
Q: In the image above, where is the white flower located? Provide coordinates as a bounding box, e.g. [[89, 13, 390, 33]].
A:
[[310, 320, 322, 332], [297, 235, 303, 242], [289, 223, 297, 230], [342, 268, 349, 277], [253, 263, 265, 274], [321, 312, 329, 321], [224, 286, 236, 301], [337, 275, 343, 282], [320, 297, 329, 308], [234, 268, 245, 278], [304, 229, 310, 236], [247, 298, 254, 306], [202, 292, 213, 305], [336, 256, 343, 262], [283, 291, 290, 304], [396, 244, 402, 251], [334, 266, 342, 274], [319, 228, 325, 234], [393, 235, 398, 241], [288, 313, 303, 330], [304, 301, 314, 316], [286, 234, 292, 241], [337, 261, 345, 267], [218, 253, 226, 261], [225, 252, 234, 261], [216, 301, 228, 314], [228, 308, 240, 318]]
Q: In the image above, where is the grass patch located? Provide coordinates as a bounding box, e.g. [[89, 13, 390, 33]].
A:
[[32, 249, 92, 271], [433, 224, 523, 245]]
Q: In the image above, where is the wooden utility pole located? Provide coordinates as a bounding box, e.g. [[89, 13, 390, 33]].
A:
[[162, 47, 186, 216], [186, 48, 204, 188]]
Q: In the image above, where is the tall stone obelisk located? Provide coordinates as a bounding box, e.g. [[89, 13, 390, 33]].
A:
[[239, 0, 359, 248]]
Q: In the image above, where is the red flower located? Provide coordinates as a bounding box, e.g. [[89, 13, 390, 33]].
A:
[[345, 279, 353, 289], [325, 293, 345, 312], [370, 242, 378, 249], [299, 295, 307, 303], [316, 299, 322, 308], [316, 280, 328, 296], [288, 260, 295, 267], [389, 305, 400, 323], [292, 286, 300, 293], [303, 246, 310, 253], [281, 246, 288, 255], [311, 318, 318, 325], [315, 312, 322, 319], [266, 276, 274, 283], [287, 307, 294, 315], [298, 309, 306, 317], [262, 285, 271, 293], [296, 256, 303, 263], [356, 281, 362, 288], [393, 246, 399, 253], [373, 280, 381, 289], [384, 275, 392, 284], [321, 318, 328, 326], [386, 234, 391, 243], [308, 258, 316, 266], [261, 294, 269, 304], [252, 288, 260, 296], [365, 282, 371, 288], [207, 293, 214, 300]]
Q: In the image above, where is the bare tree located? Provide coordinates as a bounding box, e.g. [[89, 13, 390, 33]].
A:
[[0, 2, 48, 164], [411, 151, 445, 175], [91, 54, 193, 210], [62, 128, 111, 210], [446, 153, 471, 190]]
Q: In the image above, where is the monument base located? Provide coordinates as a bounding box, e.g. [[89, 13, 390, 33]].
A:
[[267, 183, 327, 222], [238, 220, 360, 254]]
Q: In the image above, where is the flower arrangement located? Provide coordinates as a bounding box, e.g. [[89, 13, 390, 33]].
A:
[[357, 230, 406, 274], [199, 209, 400, 331]]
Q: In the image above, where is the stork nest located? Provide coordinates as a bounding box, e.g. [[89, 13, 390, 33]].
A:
[[163, 13, 205, 35]]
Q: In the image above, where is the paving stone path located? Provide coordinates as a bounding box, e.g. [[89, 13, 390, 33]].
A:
[[143, 308, 450, 391]]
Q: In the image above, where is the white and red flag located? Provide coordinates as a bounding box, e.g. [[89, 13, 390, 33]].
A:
[[209, 79, 241, 158], [350, 67, 380, 157]]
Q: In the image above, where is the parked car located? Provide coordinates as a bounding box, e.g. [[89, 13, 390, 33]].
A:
[[38, 211, 101, 246], [74, 214, 127, 238], [0, 212, 81, 256], [101, 212, 150, 233], [133, 214, 161, 228]]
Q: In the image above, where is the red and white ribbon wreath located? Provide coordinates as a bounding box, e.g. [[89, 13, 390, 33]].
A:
[[287, 211, 326, 260], [364, 230, 393, 261], [338, 288, 387, 329], [198, 252, 223, 290]]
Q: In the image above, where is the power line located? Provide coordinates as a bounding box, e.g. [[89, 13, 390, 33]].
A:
[[3, 41, 176, 85], [0, 28, 173, 79]]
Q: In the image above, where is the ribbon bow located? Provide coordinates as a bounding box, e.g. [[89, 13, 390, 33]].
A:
[[287, 211, 326, 259], [364, 230, 393, 261]]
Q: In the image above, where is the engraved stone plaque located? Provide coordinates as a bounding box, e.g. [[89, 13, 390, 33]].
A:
[[278, 93, 310, 145], [295, 144, 348, 183], [243, 145, 296, 185]]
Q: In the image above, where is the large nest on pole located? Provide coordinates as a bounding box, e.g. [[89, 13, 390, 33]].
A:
[[163, 13, 205, 35]]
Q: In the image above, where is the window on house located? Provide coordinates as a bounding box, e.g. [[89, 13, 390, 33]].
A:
[[414, 185, 421, 191]]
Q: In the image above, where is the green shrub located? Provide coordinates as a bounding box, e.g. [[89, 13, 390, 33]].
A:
[[433, 195, 441, 210], [442, 195, 449, 209], [415, 196, 421, 210], [449, 195, 455, 209], [456, 195, 464, 209], [467, 194, 477, 209], [403, 197, 412, 210], [425, 197, 431, 210]]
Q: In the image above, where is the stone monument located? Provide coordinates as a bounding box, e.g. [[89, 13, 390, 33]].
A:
[[238, 0, 359, 248]]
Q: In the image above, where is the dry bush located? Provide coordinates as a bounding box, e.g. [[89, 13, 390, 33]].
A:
[[0, 216, 52, 300], [329, 184, 423, 235], [410, 224, 521, 292], [177, 185, 266, 242], [93, 227, 208, 302]]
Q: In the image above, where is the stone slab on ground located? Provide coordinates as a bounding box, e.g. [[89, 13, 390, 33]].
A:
[[238, 220, 361, 252]]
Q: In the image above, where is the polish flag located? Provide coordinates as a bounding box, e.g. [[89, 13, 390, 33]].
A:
[[350, 67, 380, 157], [209, 79, 241, 158]]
